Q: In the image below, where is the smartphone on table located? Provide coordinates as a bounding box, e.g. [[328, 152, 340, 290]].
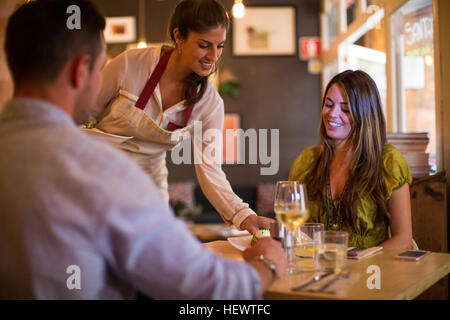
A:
[[395, 250, 431, 261]]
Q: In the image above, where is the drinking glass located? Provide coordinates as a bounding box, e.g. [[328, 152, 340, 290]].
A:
[[294, 223, 324, 271], [273, 181, 309, 275], [314, 231, 349, 273]]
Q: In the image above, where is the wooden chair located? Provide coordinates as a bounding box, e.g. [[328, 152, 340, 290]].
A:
[[410, 171, 448, 299]]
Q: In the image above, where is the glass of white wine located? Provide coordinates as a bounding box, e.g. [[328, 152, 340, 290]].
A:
[[274, 181, 309, 275]]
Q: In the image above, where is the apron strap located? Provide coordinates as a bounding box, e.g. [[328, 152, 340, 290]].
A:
[[135, 50, 173, 110], [167, 89, 196, 131], [135, 48, 197, 132]]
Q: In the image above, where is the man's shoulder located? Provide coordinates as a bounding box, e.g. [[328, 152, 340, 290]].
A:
[[67, 129, 145, 179], [40, 125, 148, 187], [49, 127, 164, 210]]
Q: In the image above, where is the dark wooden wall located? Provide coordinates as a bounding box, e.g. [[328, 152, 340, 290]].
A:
[[92, 0, 322, 186]]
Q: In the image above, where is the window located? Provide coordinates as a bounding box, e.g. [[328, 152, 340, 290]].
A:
[[323, 0, 339, 48], [346, 0, 358, 26], [390, 0, 436, 168], [347, 16, 387, 114]]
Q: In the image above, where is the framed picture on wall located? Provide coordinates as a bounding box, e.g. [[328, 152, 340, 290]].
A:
[[104, 16, 136, 43], [232, 6, 297, 56]]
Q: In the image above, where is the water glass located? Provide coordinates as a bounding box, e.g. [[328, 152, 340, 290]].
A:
[[314, 231, 349, 273], [293, 223, 324, 271]]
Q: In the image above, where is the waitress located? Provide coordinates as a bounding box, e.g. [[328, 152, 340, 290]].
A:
[[93, 0, 271, 233]]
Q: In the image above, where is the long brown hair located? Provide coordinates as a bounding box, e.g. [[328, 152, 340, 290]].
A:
[[167, 0, 230, 106], [305, 70, 388, 228]]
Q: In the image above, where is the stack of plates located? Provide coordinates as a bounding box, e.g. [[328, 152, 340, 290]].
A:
[[387, 132, 432, 178]]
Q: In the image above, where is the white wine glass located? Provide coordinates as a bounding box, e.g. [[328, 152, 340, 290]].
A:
[[273, 181, 309, 275]]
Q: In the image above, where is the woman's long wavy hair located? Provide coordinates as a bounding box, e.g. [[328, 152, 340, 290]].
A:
[[304, 70, 389, 228], [167, 0, 230, 106]]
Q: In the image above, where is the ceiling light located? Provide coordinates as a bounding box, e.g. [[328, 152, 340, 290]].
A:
[[137, 41, 147, 49], [425, 55, 433, 67], [232, 0, 245, 19]]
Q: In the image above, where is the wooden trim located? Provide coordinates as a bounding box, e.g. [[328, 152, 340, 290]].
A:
[[359, 0, 367, 14], [321, 2, 385, 66], [433, 0, 442, 171], [377, 0, 406, 130], [320, 13, 330, 52], [433, 0, 448, 174], [382, 0, 409, 16], [433, 0, 450, 252], [385, 11, 394, 131]]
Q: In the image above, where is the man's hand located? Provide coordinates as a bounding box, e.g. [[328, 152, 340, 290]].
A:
[[240, 215, 274, 234], [243, 237, 287, 293]]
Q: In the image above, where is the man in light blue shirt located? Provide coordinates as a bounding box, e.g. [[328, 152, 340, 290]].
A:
[[0, 0, 287, 299]]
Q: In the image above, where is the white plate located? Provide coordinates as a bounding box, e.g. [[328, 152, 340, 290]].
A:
[[201, 225, 249, 238], [227, 235, 253, 251], [80, 127, 133, 145], [228, 234, 355, 253]]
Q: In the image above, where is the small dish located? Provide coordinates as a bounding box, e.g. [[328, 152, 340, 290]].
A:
[[227, 235, 253, 251]]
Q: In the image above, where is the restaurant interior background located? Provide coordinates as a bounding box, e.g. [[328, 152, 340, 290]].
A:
[[0, 0, 449, 289], [0, 0, 449, 299], [84, 0, 323, 187]]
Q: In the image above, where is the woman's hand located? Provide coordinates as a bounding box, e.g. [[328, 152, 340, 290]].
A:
[[240, 215, 274, 234]]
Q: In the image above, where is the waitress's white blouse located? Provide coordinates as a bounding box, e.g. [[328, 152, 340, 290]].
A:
[[95, 45, 256, 229]]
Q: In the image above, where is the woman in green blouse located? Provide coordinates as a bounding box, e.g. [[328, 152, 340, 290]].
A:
[[289, 70, 413, 249]]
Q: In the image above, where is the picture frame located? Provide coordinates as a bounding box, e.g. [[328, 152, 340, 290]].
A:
[[104, 16, 136, 43], [232, 6, 297, 56]]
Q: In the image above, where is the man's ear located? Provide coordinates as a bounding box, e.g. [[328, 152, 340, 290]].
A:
[[69, 54, 91, 89]]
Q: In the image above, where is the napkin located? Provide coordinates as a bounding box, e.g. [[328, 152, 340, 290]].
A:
[[347, 246, 383, 260], [209, 225, 248, 237], [224, 228, 249, 237]]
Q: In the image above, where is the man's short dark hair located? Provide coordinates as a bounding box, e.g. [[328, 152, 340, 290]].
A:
[[5, 0, 105, 85]]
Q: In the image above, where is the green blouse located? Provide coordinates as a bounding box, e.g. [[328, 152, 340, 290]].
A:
[[288, 144, 412, 248]]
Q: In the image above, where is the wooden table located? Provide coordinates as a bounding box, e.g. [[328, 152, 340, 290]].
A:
[[188, 223, 249, 242], [204, 240, 450, 300]]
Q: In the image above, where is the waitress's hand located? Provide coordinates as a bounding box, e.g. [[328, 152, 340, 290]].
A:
[[240, 215, 274, 234]]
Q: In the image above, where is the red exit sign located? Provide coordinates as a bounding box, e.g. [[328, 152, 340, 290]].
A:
[[299, 37, 321, 60]]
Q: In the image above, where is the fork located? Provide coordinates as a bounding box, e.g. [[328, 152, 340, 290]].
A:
[[291, 272, 333, 291], [317, 271, 351, 293]]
